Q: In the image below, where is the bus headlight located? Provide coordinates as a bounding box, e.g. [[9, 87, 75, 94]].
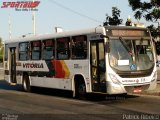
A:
[[109, 73, 121, 84], [151, 71, 157, 82]]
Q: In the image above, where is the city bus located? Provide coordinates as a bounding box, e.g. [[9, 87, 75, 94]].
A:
[[4, 26, 157, 98]]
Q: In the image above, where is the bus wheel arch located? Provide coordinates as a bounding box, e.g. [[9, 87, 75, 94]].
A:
[[73, 74, 86, 99], [22, 73, 31, 92]]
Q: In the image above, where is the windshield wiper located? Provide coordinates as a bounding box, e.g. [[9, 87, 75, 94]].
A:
[[119, 37, 131, 54]]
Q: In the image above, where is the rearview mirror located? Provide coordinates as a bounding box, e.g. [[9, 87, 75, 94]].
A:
[[106, 42, 110, 53]]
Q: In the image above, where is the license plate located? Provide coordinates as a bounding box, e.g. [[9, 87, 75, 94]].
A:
[[133, 88, 142, 93]]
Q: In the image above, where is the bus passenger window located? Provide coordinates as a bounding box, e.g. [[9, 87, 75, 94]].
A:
[[71, 35, 87, 59], [5, 44, 8, 61], [42, 39, 55, 60], [31, 41, 41, 60], [56, 37, 70, 60], [19, 42, 29, 60]]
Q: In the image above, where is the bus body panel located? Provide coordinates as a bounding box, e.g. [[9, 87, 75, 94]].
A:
[[3, 26, 157, 95]]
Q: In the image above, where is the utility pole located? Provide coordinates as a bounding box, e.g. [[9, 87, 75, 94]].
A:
[[32, 0, 36, 35], [8, 14, 12, 39]]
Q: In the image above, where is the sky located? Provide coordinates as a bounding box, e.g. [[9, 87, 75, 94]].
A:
[[0, 0, 152, 40]]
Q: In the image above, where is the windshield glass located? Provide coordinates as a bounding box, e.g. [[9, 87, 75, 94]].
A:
[[109, 39, 154, 71]]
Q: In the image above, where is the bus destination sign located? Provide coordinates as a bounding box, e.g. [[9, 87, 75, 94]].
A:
[[111, 30, 145, 37]]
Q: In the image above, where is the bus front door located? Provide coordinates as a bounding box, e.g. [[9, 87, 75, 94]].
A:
[[10, 47, 17, 84], [90, 40, 106, 93]]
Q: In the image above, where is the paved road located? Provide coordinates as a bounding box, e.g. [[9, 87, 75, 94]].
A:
[[0, 80, 160, 120]]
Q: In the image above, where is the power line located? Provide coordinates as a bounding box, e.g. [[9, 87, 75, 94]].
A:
[[48, 0, 103, 24]]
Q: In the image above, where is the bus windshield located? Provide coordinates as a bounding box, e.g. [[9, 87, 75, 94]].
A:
[[109, 38, 154, 71]]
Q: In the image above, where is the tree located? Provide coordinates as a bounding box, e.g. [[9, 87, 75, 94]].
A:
[[103, 7, 123, 26], [148, 25, 160, 55], [128, 0, 160, 37], [0, 38, 2, 48], [0, 38, 4, 62], [147, 24, 160, 38], [128, 0, 160, 22]]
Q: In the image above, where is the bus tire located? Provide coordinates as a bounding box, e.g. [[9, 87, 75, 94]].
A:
[[23, 75, 31, 92], [75, 77, 86, 99]]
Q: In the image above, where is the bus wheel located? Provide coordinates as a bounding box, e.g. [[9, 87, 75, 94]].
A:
[[23, 75, 31, 92], [75, 81, 86, 99]]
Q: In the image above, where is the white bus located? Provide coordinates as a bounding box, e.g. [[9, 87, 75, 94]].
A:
[[4, 26, 157, 98]]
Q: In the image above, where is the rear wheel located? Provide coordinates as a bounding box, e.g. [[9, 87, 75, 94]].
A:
[[75, 80, 86, 99], [23, 75, 31, 92]]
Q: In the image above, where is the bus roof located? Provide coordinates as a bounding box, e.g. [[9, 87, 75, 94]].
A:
[[5, 26, 147, 44], [5, 26, 103, 44]]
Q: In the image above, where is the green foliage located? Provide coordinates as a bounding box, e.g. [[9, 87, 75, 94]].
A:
[[128, 0, 160, 21], [0, 38, 2, 47], [0, 38, 3, 62], [103, 7, 123, 26], [0, 55, 3, 62], [128, 0, 160, 37], [147, 25, 160, 38]]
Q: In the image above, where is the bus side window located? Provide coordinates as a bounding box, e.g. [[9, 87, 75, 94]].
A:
[[5, 44, 8, 61], [56, 37, 70, 60], [42, 39, 55, 60], [71, 35, 87, 59], [31, 41, 41, 60], [19, 42, 29, 60]]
